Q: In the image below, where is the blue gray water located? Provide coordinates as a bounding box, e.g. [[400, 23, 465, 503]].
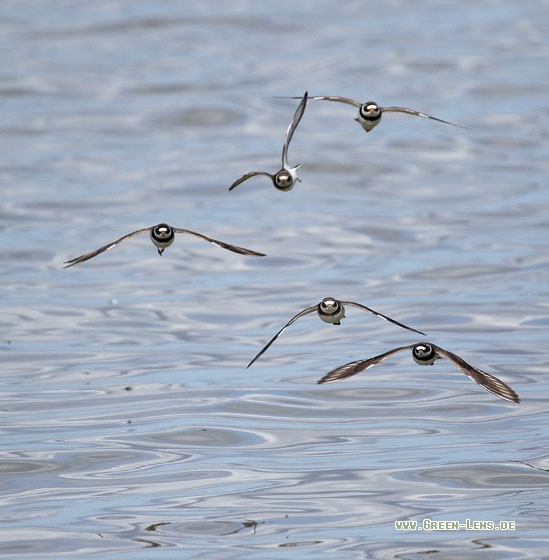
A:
[[1, 1, 548, 558]]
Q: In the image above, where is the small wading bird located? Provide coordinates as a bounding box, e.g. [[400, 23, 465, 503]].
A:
[[228, 91, 308, 192], [64, 223, 265, 268], [275, 95, 464, 133], [317, 342, 520, 403], [246, 297, 425, 368]]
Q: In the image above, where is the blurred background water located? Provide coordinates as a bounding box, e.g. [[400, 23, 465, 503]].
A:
[[1, 0, 548, 558]]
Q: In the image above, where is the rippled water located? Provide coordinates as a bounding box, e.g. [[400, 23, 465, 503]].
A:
[[1, 1, 549, 558]]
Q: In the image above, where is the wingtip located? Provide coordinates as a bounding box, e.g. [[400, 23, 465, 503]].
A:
[[501, 392, 520, 404], [228, 178, 242, 191], [316, 374, 333, 385]]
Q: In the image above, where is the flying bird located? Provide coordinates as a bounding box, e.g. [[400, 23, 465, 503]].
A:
[[276, 95, 464, 133], [247, 297, 425, 368], [229, 91, 308, 191], [317, 342, 520, 403], [64, 223, 265, 268]]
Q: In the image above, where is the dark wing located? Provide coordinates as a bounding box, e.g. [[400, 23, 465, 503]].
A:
[[63, 227, 151, 268], [281, 91, 308, 168], [274, 95, 360, 107], [380, 106, 466, 129], [309, 95, 361, 107], [172, 228, 265, 257], [342, 301, 426, 336], [433, 344, 520, 403], [304, 95, 361, 107], [246, 305, 317, 368], [317, 345, 413, 384], [228, 171, 274, 191]]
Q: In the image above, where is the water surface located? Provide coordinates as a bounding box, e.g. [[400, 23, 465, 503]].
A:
[[1, 1, 548, 558]]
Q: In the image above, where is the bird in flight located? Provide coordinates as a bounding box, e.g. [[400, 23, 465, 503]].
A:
[[276, 95, 464, 133], [229, 91, 308, 191], [317, 342, 520, 403], [246, 297, 425, 368], [64, 223, 265, 268]]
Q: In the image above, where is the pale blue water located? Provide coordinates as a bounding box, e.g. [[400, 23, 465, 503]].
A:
[[1, 1, 548, 558]]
